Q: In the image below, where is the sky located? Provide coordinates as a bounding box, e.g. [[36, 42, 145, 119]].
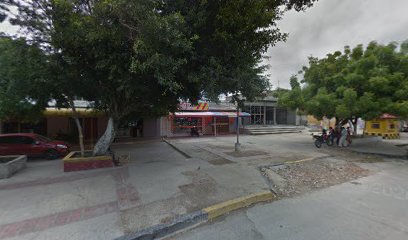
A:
[[2, 0, 408, 91], [265, 0, 408, 89]]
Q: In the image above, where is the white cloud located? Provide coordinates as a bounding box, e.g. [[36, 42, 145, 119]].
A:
[[265, 0, 408, 89]]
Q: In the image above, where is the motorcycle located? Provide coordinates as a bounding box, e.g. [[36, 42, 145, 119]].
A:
[[312, 131, 333, 148]]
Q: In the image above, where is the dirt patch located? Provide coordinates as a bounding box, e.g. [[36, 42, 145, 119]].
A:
[[224, 150, 268, 158], [261, 158, 370, 197], [208, 158, 234, 165], [352, 155, 385, 163], [120, 195, 188, 233]]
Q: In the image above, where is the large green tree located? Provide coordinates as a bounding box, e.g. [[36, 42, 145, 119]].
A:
[[0, 37, 50, 125], [4, 0, 318, 155], [279, 41, 408, 131]]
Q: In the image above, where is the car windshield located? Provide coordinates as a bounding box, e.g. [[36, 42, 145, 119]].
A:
[[35, 134, 51, 142]]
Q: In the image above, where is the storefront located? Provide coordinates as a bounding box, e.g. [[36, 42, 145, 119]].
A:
[[169, 111, 250, 137]]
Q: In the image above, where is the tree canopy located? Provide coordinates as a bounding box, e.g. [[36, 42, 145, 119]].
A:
[[0, 37, 50, 122], [2, 0, 318, 154], [279, 41, 408, 124]]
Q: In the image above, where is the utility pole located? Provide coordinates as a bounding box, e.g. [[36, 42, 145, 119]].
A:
[[235, 101, 241, 152]]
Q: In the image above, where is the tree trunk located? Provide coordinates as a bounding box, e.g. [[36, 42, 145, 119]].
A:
[[93, 117, 116, 156], [73, 117, 85, 157], [69, 99, 85, 157], [353, 117, 358, 135]]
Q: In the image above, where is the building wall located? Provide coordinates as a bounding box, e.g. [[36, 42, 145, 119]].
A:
[[46, 115, 109, 143], [46, 116, 70, 138], [307, 116, 337, 129], [286, 109, 297, 125], [243, 102, 297, 125], [365, 119, 399, 134], [364, 119, 400, 139], [143, 117, 161, 138], [97, 117, 109, 137]]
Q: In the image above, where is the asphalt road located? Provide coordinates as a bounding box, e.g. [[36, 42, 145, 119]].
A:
[[168, 159, 408, 240]]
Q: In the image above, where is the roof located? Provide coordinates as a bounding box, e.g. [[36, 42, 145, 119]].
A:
[[193, 102, 209, 111], [173, 112, 250, 117], [43, 108, 104, 117], [179, 101, 237, 111], [48, 100, 93, 108], [380, 113, 398, 119]]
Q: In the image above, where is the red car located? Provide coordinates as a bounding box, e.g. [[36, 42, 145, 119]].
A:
[[0, 133, 69, 159]]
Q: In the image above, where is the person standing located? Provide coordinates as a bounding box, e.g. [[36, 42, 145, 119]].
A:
[[346, 127, 352, 145], [328, 127, 335, 145], [340, 127, 348, 147]]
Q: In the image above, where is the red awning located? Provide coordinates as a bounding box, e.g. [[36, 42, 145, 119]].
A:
[[173, 112, 250, 117]]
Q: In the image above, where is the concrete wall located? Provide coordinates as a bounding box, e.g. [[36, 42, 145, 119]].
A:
[[97, 117, 109, 137], [0, 155, 27, 179], [286, 109, 297, 125], [47, 116, 109, 140], [160, 116, 169, 137], [143, 117, 161, 138], [46, 116, 70, 137]]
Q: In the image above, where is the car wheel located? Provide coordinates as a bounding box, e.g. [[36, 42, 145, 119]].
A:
[[45, 149, 59, 160]]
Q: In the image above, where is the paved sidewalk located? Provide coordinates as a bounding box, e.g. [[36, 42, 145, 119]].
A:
[[348, 136, 407, 158], [1, 133, 406, 240], [0, 140, 272, 240]]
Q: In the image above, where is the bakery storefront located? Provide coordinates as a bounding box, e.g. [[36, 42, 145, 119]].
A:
[[169, 111, 250, 137]]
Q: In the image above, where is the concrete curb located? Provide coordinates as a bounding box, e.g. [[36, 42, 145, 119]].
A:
[[115, 210, 207, 240], [116, 191, 275, 240], [203, 191, 275, 221], [162, 139, 192, 159]]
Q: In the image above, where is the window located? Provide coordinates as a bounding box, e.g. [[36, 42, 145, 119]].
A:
[[19, 136, 34, 144], [371, 123, 380, 129], [35, 135, 50, 143], [0, 136, 19, 144]]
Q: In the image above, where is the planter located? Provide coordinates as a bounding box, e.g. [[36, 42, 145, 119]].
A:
[[0, 155, 27, 179], [63, 151, 114, 172]]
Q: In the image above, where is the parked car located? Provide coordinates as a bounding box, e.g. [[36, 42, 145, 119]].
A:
[[0, 133, 69, 159]]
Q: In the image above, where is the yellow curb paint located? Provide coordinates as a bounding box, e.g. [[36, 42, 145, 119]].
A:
[[63, 151, 112, 162], [63, 151, 76, 160], [203, 191, 275, 221]]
